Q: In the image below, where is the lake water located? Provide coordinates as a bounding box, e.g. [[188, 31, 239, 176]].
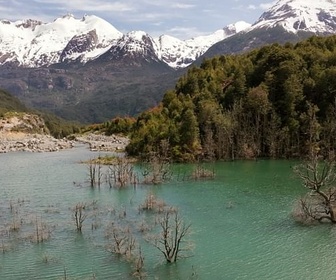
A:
[[0, 145, 335, 280]]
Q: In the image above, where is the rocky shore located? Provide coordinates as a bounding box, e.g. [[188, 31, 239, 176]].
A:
[[74, 133, 129, 152], [0, 113, 129, 153], [0, 132, 129, 153], [0, 132, 74, 153]]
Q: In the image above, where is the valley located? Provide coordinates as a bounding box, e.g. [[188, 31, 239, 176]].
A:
[[1, 0, 336, 123], [1, 1, 336, 279]]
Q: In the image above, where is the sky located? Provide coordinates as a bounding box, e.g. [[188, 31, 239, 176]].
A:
[[0, 0, 277, 39]]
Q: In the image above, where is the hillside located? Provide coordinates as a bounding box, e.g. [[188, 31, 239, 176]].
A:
[[0, 89, 80, 138], [0, 0, 336, 123], [0, 112, 75, 153], [126, 35, 336, 162], [0, 62, 181, 123], [0, 89, 28, 116]]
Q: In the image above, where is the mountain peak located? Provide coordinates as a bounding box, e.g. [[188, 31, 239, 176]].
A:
[[0, 2, 335, 70], [61, 13, 75, 19], [226, 21, 252, 33], [154, 21, 250, 68], [16, 19, 42, 29], [0, 14, 123, 67], [253, 0, 336, 34]]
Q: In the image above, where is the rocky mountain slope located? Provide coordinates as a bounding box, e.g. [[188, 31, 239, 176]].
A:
[[0, 0, 336, 123], [154, 21, 250, 68], [0, 15, 122, 67], [0, 0, 333, 70], [201, 0, 336, 60], [0, 14, 249, 69], [252, 0, 336, 34]]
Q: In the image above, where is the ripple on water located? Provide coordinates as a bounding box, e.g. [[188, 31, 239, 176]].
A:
[[0, 153, 336, 279]]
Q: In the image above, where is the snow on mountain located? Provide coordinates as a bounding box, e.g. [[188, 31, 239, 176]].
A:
[[154, 35, 195, 68], [106, 30, 160, 63], [0, 14, 248, 69], [154, 21, 251, 68], [118, 31, 157, 55], [252, 0, 336, 34], [1, 0, 335, 70], [0, 14, 122, 67]]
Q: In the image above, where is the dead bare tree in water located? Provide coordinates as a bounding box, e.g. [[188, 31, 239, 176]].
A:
[[148, 207, 192, 263], [293, 151, 336, 224], [142, 151, 172, 185], [105, 218, 147, 278], [106, 223, 134, 255], [107, 157, 137, 188], [32, 216, 51, 243], [138, 192, 166, 213], [87, 161, 103, 188], [132, 247, 146, 280], [73, 203, 87, 232], [191, 163, 215, 180]]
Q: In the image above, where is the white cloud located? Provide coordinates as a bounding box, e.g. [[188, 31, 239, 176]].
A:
[[34, 0, 134, 12], [233, 1, 275, 12], [127, 12, 170, 22], [259, 1, 276, 10], [167, 26, 206, 39], [171, 3, 195, 9], [248, 5, 257, 10], [142, 0, 194, 8], [0, 0, 274, 40]]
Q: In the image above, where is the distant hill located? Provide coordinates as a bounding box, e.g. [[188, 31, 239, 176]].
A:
[[0, 0, 336, 123], [0, 89, 28, 115], [198, 0, 336, 61], [0, 89, 80, 138], [126, 34, 336, 161]]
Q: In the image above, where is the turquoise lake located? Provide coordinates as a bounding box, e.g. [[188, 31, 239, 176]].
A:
[[0, 145, 335, 280]]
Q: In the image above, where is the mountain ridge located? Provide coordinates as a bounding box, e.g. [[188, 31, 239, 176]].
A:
[[198, 0, 336, 62], [1, 1, 336, 70], [251, 0, 336, 34], [0, 13, 250, 69], [1, 0, 336, 123]]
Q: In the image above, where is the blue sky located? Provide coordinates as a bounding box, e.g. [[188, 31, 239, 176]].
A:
[[0, 0, 277, 39]]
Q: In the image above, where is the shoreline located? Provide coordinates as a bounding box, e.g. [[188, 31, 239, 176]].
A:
[[0, 132, 129, 153]]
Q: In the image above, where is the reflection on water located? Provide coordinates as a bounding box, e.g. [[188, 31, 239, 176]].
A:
[[0, 147, 335, 279]]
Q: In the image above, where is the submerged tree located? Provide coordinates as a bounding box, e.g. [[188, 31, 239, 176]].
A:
[[291, 103, 336, 224], [73, 202, 87, 232], [191, 163, 215, 180], [87, 161, 103, 188], [142, 151, 172, 185], [293, 152, 336, 223], [107, 157, 136, 188], [148, 208, 192, 263]]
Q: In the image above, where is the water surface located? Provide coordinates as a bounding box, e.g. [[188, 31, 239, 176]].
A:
[[0, 147, 335, 279]]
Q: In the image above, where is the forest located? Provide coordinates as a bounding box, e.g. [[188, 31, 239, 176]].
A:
[[116, 35, 336, 162]]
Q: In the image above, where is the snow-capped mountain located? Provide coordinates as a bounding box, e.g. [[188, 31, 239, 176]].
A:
[[0, 14, 249, 69], [201, 0, 336, 62], [155, 21, 251, 68], [3, 0, 336, 124], [251, 0, 336, 34], [0, 14, 122, 67], [0, 0, 336, 71], [105, 31, 160, 63]]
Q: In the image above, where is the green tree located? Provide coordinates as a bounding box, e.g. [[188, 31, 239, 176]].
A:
[[179, 108, 201, 160]]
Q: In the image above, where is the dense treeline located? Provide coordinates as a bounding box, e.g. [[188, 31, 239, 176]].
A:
[[41, 112, 81, 138], [126, 35, 336, 162], [82, 117, 136, 136]]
